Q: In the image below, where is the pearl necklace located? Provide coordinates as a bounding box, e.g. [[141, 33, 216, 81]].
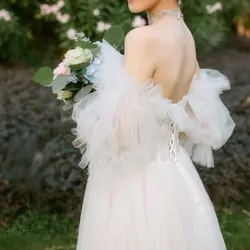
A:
[[147, 8, 184, 25]]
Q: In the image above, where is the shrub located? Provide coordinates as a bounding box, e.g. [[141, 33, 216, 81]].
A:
[[0, 0, 249, 66]]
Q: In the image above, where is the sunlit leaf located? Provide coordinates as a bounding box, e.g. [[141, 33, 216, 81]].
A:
[[75, 40, 98, 49], [103, 25, 124, 49], [32, 67, 53, 86]]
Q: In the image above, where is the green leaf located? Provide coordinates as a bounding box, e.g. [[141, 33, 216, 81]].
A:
[[69, 61, 91, 71], [33, 67, 53, 86], [75, 40, 98, 49], [52, 75, 69, 94], [74, 85, 93, 102], [103, 25, 125, 49], [90, 47, 101, 58]]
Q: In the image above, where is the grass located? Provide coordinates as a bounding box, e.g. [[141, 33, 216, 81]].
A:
[[218, 208, 250, 250], [1, 207, 250, 250], [0, 210, 78, 250]]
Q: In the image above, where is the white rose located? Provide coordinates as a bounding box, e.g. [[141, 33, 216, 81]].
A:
[[63, 47, 93, 66], [57, 90, 73, 100]]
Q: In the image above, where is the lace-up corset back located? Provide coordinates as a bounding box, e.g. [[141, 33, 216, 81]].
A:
[[156, 97, 186, 163]]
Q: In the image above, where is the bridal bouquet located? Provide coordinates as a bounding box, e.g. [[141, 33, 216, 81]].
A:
[[33, 25, 124, 109]]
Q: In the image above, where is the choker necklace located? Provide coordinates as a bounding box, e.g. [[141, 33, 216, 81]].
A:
[[147, 8, 184, 25]]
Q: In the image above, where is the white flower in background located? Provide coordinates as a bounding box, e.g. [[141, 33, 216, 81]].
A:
[[40, 1, 65, 16], [96, 21, 106, 32], [104, 23, 111, 30], [96, 21, 111, 32], [57, 90, 73, 100], [63, 47, 93, 65], [132, 15, 146, 27], [67, 28, 77, 40], [56, 12, 70, 23], [206, 2, 223, 14], [93, 8, 100, 17], [57, 0, 65, 9], [0, 9, 11, 21]]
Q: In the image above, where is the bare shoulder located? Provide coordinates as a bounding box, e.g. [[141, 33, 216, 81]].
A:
[[124, 26, 153, 51], [125, 22, 188, 57], [124, 26, 156, 82]]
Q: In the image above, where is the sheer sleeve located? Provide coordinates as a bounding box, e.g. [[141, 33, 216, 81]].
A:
[[177, 69, 235, 168], [71, 40, 171, 169]]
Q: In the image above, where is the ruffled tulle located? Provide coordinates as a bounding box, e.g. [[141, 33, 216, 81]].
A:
[[72, 40, 235, 169]]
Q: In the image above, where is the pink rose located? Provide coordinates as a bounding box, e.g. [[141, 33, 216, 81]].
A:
[[53, 63, 71, 76]]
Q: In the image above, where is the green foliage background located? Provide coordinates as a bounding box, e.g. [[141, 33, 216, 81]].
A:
[[0, 0, 249, 66]]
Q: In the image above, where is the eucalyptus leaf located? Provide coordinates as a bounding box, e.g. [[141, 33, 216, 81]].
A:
[[75, 40, 98, 49], [69, 61, 91, 71], [52, 75, 69, 94], [103, 25, 125, 49], [74, 85, 93, 102], [67, 75, 78, 83], [63, 102, 74, 111], [33, 67, 53, 86], [90, 47, 101, 58]]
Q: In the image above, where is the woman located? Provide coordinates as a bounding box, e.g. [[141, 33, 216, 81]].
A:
[[73, 0, 235, 249]]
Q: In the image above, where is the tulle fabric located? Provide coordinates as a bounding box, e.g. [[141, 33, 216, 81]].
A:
[[76, 147, 226, 250], [72, 40, 234, 250], [72, 40, 235, 169]]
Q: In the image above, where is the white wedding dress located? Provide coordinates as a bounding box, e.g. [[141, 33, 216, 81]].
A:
[[72, 40, 235, 250]]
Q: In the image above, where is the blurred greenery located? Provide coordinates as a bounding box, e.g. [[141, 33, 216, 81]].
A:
[[1, 206, 250, 250], [0, 0, 249, 67]]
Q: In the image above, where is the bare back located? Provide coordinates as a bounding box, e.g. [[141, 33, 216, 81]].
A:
[[124, 16, 198, 103]]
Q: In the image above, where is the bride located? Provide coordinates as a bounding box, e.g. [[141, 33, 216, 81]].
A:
[[72, 0, 235, 249]]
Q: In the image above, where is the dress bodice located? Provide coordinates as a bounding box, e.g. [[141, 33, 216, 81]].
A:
[[72, 40, 235, 170]]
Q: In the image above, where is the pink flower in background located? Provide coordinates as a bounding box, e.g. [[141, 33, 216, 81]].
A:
[[96, 21, 111, 32], [132, 15, 146, 28], [53, 62, 71, 76], [50, 5, 61, 14], [0, 9, 11, 21], [56, 12, 70, 23], [67, 28, 77, 40], [40, 4, 52, 16], [40, 1, 65, 17]]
